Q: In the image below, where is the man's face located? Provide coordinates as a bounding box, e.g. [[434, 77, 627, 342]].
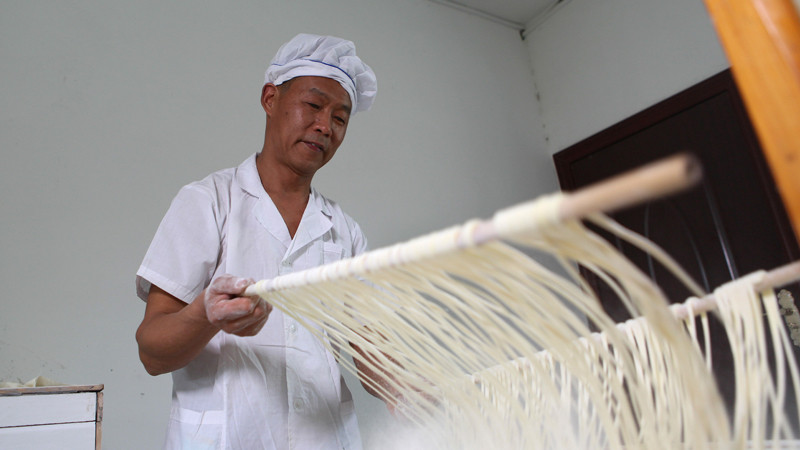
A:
[[264, 76, 352, 178]]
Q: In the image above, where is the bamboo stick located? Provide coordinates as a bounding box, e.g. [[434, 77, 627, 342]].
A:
[[559, 153, 702, 222], [247, 154, 701, 296], [670, 261, 800, 320]]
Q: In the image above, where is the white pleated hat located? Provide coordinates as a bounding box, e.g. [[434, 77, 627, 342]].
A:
[[264, 33, 377, 115]]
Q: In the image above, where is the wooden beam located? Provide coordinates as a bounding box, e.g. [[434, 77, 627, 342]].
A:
[[702, 0, 800, 245]]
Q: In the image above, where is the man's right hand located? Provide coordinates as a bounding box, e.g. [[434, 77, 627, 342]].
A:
[[136, 275, 272, 375], [204, 274, 271, 336]]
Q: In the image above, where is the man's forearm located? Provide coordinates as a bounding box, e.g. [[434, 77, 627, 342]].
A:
[[136, 289, 218, 376]]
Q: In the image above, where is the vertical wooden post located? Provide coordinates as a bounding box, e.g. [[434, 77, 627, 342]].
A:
[[702, 0, 800, 245]]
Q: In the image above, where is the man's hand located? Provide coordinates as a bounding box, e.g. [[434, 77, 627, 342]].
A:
[[204, 274, 271, 336], [351, 340, 404, 412], [136, 276, 272, 375], [351, 326, 443, 420]]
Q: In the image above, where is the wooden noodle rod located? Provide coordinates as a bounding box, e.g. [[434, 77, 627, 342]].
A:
[[246, 154, 702, 296], [670, 260, 800, 320], [484, 153, 702, 242], [466, 260, 800, 386], [558, 153, 702, 222]]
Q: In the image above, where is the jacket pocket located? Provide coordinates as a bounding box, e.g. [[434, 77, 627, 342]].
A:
[[165, 407, 223, 450], [323, 242, 345, 264]]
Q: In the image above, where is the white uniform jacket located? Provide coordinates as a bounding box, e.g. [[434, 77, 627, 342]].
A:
[[136, 153, 366, 449]]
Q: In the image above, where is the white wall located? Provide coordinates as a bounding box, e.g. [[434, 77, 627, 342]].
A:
[[0, 1, 550, 448], [525, 0, 730, 153]]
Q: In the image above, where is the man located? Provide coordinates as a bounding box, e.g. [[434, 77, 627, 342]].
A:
[[135, 33, 377, 449]]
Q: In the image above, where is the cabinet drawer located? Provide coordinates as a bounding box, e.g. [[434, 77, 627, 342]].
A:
[[0, 384, 103, 450], [0, 422, 96, 449], [0, 392, 97, 427]]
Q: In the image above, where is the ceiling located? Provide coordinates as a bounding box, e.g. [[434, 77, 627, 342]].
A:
[[428, 0, 565, 31]]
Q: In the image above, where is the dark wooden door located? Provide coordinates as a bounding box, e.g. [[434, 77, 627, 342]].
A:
[[553, 69, 799, 414]]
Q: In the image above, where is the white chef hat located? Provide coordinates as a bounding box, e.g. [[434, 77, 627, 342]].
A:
[[264, 33, 377, 115]]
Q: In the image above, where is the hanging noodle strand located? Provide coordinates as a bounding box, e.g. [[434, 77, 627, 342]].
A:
[[246, 193, 800, 449]]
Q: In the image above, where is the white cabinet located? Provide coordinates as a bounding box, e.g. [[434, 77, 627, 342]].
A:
[[0, 384, 103, 449]]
